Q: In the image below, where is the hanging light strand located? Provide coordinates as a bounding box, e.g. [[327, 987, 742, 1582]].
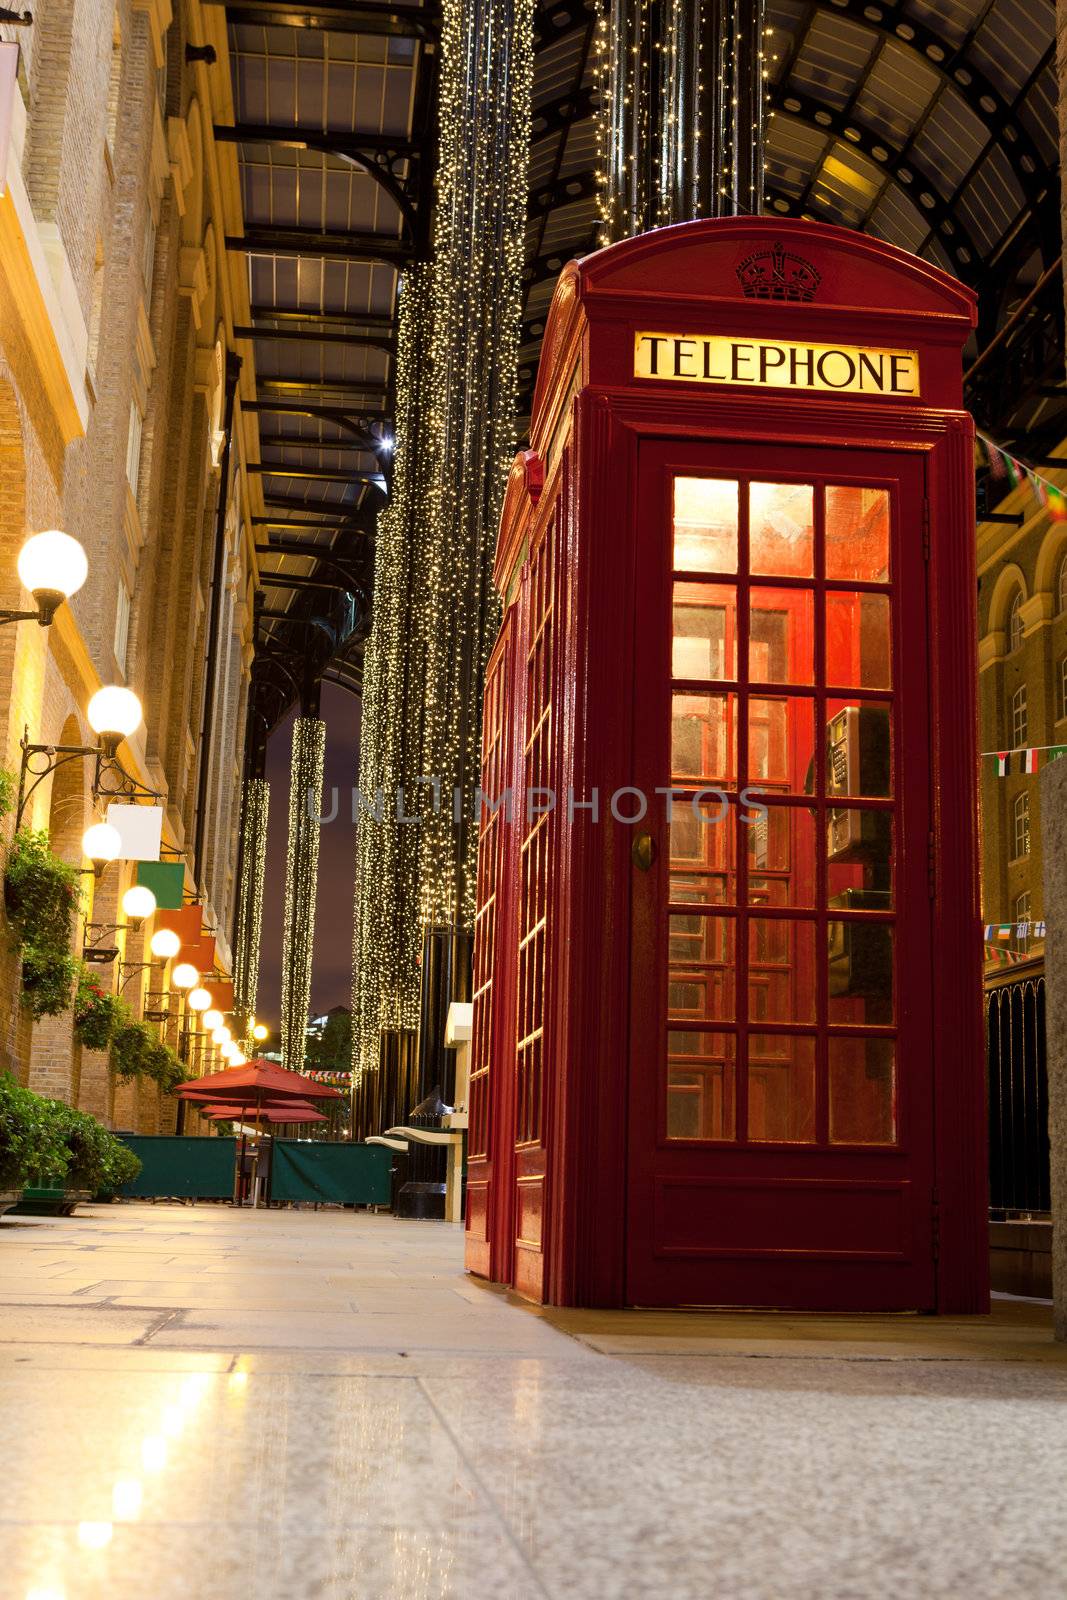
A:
[[280, 718, 325, 1072]]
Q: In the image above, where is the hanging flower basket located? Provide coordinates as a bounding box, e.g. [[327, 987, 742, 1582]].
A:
[[74, 970, 128, 1052]]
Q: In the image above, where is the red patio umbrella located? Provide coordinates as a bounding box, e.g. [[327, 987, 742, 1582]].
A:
[[174, 1060, 343, 1203], [200, 1101, 327, 1125], [174, 1059, 343, 1103]]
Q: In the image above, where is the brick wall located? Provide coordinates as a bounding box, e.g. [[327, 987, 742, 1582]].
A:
[[0, 3, 255, 1123]]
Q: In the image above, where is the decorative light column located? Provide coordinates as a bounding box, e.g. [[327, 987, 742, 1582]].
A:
[[597, 0, 768, 241], [352, 0, 535, 1112], [280, 718, 325, 1071], [233, 775, 269, 1045]]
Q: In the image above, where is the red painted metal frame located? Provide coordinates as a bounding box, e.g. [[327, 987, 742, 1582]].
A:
[[467, 217, 985, 1311]]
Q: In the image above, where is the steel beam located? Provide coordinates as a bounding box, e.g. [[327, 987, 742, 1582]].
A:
[[225, 227, 411, 264]]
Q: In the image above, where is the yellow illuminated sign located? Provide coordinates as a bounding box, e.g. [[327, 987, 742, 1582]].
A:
[[634, 331, 920, 397]]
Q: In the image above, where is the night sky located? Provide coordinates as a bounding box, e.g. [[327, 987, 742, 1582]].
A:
[[257, 682, 361, 1029]]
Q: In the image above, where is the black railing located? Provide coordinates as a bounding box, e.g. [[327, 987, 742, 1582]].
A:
[[987, 978, 1050, 1216]]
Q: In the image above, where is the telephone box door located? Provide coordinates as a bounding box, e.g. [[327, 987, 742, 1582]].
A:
[[627, 439, 935, 1310]]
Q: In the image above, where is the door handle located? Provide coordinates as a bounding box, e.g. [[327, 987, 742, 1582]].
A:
[[631, 832, 657, 871]]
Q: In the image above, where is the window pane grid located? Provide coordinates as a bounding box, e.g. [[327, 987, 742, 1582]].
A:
[[666, 474, 898, 1149], [515, 525, 555, 1149]]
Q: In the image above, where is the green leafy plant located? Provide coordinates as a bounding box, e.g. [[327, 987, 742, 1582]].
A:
[[141, 1039, 187, 1092], [110, 1019, 155, 1081], [19, 945, 79, 1019], [99, 1138, 141, 1193], [5, 829, 80, 950], [0, 768, 15, 820], [0, 1072, 70, 1189], [0, 1072, 142, 1195], [73, 968, 129, 1051], [5, 830, 82, 1017]]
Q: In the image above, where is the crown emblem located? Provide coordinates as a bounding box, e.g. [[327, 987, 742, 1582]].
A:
[[736, 242, 821, 302]]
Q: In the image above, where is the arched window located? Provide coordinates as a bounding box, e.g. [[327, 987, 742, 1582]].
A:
[[1058, 554, 1067, 615], [1011, 684, 1028, 747], [1008, 589, 1024, 652]]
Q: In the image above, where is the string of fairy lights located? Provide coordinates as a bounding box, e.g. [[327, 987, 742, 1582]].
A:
[[351, 0, 535, 1086], [280, 717, 325, 1071], [232, 776, 269, 1044], [351, 0, 774, 1092], [595, 0, 770, 239]]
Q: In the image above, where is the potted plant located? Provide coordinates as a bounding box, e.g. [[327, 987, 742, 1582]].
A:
[[1, 1076, 70, 1214]]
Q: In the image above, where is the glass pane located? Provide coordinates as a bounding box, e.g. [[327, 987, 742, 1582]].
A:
[[750, 482, 814, 577], [748, 696, 815, 792], [826, 701, 892, 798], [829, 1036, 896, 1144], [750, 587, 814, 684], [672, 582, 735, 680], [748, 1034, 816, 1142], [668, 914, 735, 1022], [670, 796, 736, 906], [748, 803, 816, 907], [826, 485, 890, 582], [826, 592, 892, 690], [667, 1031, 736, 1140], [748, 919, 816, 1023], [674, 478, 739, 573], [827, 808, 893, 908], [828, 921, 894, 1024], [672, 692, 737, 785]]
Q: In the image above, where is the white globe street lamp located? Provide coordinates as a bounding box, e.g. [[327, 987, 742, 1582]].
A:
[[87, 686, 143, 756], [187, 987, 212, 1012], [122, 885, 156, 921], [171, 962, 199, 990], [15, 530, 89, 624], [203, 1009, 224, 1031], [149, 927, 181, 960], [82, 822, 122, 864]]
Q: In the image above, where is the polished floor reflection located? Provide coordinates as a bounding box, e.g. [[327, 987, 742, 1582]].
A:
[[1, 1205, 1066, 1599]]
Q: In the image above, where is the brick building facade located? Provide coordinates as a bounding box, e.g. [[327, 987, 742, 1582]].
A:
[[0, 0, 258, 1129]]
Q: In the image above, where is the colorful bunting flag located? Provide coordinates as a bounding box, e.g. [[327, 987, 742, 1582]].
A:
[[978, 432, 1067, 525], [1024, 748, 1039, 774], [997, 752, 1009, 776]]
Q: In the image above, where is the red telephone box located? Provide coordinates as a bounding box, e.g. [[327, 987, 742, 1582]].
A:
[[466, 218, 986, 1312]]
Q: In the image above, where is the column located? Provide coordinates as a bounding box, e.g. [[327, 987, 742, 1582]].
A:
[[280, 716, 325, 1071]]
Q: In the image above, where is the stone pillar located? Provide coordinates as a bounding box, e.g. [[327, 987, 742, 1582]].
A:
[[1042, 755, 1067, 1337]]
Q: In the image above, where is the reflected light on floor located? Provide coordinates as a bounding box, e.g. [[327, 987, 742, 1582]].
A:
[[161, 1404, 185, 1438], [111, 1479, 143, 1521], [141, 1436, 167, 1472], [228, 1369, 248, 1393], [25, 1588, 65, 1600], [76, 1522, 113, 1551]]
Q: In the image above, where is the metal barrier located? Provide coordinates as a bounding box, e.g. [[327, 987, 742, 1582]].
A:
[[270, 1141, 393, 1206], [118, 1136, 237, 1200], [987, 978, 1049, 1216]]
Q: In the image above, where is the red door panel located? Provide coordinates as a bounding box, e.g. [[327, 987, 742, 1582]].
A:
[[627, 440, 934, 1310]]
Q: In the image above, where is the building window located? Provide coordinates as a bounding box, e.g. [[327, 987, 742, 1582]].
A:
[[1008, 589, 1024, 652], [1058, 554, 1067, 615], [1014, 891, 1031, 929], [1012, 792, 1030, 859], [1011, 684, 1027, 747], [113, 584, 130, 675], [1059, 656, 1067, 722], [125, 400, 142, 491], [141, 208, 157, 294]]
